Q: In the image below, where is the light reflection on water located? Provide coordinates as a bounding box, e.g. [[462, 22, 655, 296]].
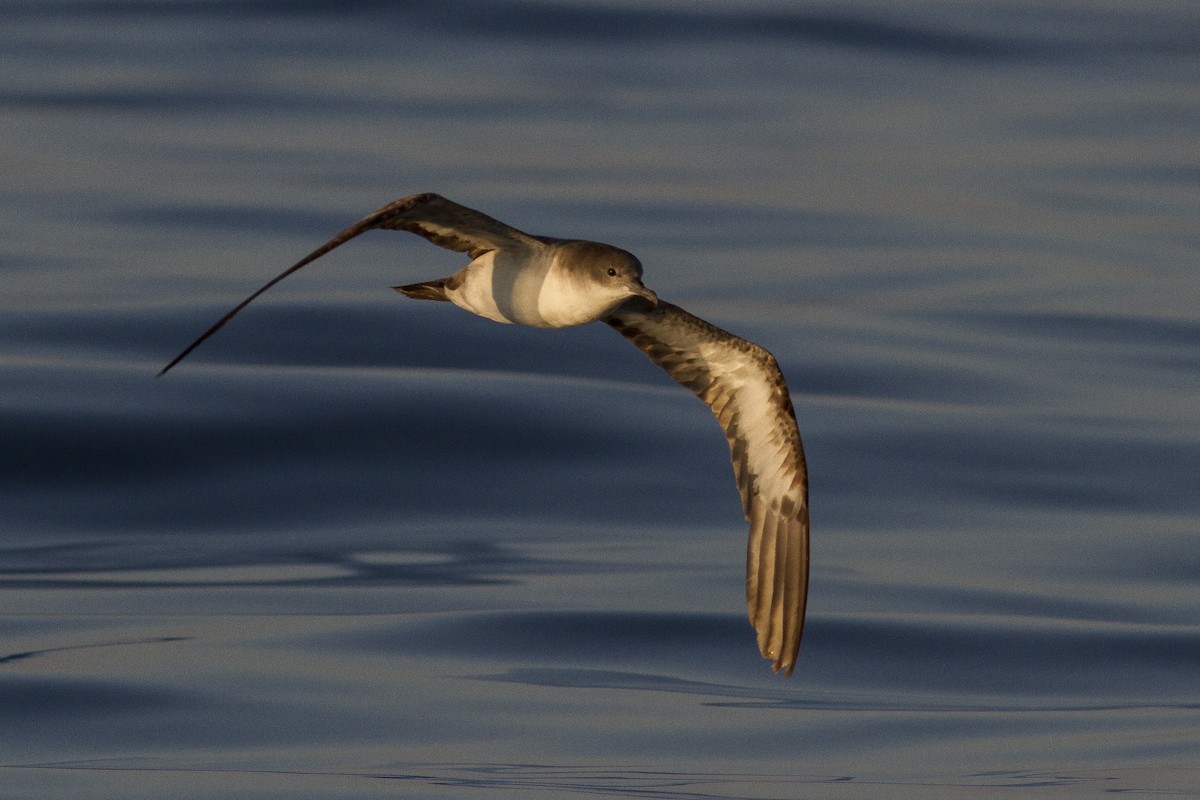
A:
[[2, 1, 1199, 797]]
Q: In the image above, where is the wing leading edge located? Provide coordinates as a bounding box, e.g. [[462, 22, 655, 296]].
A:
[[605, 298, 809, 674]]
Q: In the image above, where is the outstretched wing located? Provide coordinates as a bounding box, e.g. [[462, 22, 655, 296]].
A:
[[158, 193, 538, 376], [605, 299, 809, 675]]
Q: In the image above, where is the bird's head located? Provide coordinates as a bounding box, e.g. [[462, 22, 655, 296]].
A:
[[563, 240, 658, 309]]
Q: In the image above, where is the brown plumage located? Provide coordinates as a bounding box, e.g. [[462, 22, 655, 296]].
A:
[[160, 193, 809, 673], [158, 194, 536, 376], [606, 299, 808, 674]]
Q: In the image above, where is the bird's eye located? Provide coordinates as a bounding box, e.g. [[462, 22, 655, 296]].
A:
[[607, 268, 617, 276]]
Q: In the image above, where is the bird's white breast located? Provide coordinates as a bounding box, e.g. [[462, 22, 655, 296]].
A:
[[444, 250, 546, 325], [536, 256, 623, 327], [445, 248, 623, 328]]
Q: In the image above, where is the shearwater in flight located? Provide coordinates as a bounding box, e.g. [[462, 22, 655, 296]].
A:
[[160, 193, 809, 674]]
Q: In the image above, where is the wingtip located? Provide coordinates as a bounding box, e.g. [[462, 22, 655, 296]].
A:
[[157, 348, 192, 378], [156, 358, 179, 379]]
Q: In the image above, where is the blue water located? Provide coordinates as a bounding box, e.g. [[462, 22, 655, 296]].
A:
[[3, 1, 1199, 796]]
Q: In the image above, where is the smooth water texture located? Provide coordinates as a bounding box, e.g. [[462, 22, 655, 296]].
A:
[[2, 1, 1199, 797]]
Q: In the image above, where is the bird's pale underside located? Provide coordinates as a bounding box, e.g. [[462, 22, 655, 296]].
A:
[[160, 193, 809, 674]]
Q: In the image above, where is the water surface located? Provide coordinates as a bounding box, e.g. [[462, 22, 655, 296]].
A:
[[2, 1, 1198, 796]]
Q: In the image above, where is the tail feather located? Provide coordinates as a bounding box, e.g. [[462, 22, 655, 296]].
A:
[[393, 279, 451, 302]]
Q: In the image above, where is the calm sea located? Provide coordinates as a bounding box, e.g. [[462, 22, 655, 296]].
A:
[[3, 1, 1198, 796]]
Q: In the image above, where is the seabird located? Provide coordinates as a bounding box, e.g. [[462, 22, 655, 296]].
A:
[[160, 193, 809, 674]]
